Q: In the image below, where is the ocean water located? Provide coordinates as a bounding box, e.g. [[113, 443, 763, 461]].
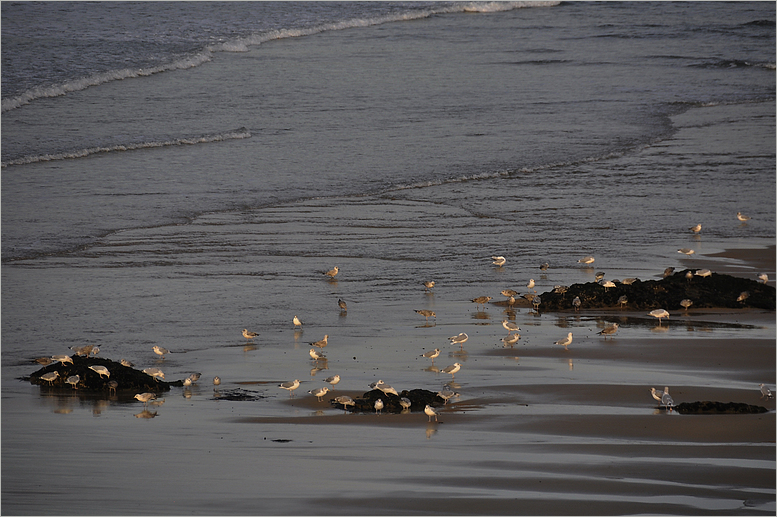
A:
[[2, 2, 775, 515]]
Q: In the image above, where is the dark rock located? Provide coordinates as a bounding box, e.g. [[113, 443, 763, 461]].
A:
[[537, 270, 775, 311], [27, 354, 177, 393], [330, 388, 445, 413], [676, 401, 769, 414]]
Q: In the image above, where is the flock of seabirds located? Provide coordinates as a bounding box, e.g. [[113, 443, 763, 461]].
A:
[[34, 212, 773, 419]]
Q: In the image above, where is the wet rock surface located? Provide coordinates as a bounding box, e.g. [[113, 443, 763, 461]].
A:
[[676, 401, 769, 414], [537, 270, 775, 311], [330, 388, 445, 413], [27, 355, 179, 392]]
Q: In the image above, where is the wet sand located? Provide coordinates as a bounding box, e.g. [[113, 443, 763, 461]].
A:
[[2, 243, 774, 515]]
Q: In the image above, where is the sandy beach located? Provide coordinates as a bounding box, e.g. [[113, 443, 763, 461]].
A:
[[2, 3, 775, 514]]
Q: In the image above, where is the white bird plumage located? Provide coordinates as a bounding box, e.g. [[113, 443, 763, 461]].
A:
[[554, 332, 573, 350]]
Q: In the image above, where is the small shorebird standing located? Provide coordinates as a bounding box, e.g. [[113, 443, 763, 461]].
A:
[[572, 296, 581, 311], [471, 296, 492, 310], [89, 365, 110, 378], [324, 375, 341, 389], [40, 371, 59, 385], [66, 375, 80, 389], [492, 256, 506, 267], [680, 299, 693, 310], [324, 266, 339, 279], [661, 387, 674, 410], [242, 329, 259, 340], [540, 262, 550, 271], [617, 295, 628, 309], [293, 315, 303, 329], [425, 405, 439, 422], [736, 211, 751, 222], [338, 299, 348, 311], [424, 280, 435, 292], [760, 384, 773, 399], [663, 267, 675, 278], [689, 223, 702, 233], [677, 248, 695, 257], [757, 273, 769, 284], [448, 332, 468, 349], [421, 348, 441, 364], [578, 256, 595, 265], [309, 334, 328, 349], [374, 399, 383, 415], [152, 346, 169, 358], [308, 387, 330, 402], [502, 333, 520, 348], [279, 379, 300, 396], [648, 309, 670, 325], [441, 363, 461, 379], [51, 355, 73, 365], [526, 279, 536, 292], [694, 269, 712, 278], [143, 367, 165, 380], [134, 392, 157, 407], [597, 323, 619, 340], [502, 320, 520, 334], [554, 332, 573, 350], [309, 348, 326, 363], [650, 387, 664, 403], [213, 376, 221, 386], [334, 395, 355, 410], [415, 309, 436, 322]]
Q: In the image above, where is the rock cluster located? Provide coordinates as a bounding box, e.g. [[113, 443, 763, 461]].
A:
[[27, 355, 178, 392], [537, 270, 775, 311], [676, 401, 769, 414]]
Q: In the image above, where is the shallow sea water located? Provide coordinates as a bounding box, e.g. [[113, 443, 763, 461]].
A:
[[2, 3, 775, 515]]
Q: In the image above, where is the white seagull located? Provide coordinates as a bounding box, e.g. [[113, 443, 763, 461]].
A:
[[152, 346, 169, 358], [554, 332, 573, 350], [677, 248, 695, 257], [308, 387, 330, 402], [661, 387, 674, 410], [502, 333, 520, 348], [448, 332, 469, 348], [441, 363, 462, 379], [736, 211, 751, 222], [324, 266, 339, 278], [689, 224, 702, 233], [324, 375, 341, 388], [502, 320, 520, 334], [374, 399, 384, 415], [242, 329, 259, 340], [650, 387, 664, 403], [759, 384, 773, 399], [88, 365, 110, 378], [578, 256, 595, 265], [293, 315, 303, 329], [597, 323, 619, 339], [134, 392, 157, 407], [425, 405, 439, 422], [279, 379, 300, 396], [309, 334, 328, 348], [421, 348, 441, 363], [40, 371, 59, 385], [309, 348, 326, 362], [648, 309, 670, 324], [757, 273, 769, 284], [492, 256, 506, 266]]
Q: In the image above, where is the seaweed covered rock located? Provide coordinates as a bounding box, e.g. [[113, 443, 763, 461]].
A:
[[330, 388, 445, 414], [538, 270, 775, 311], [28, 354, 178, 393], [676, 401, 769, 414]]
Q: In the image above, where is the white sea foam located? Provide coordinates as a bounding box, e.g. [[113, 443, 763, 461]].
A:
[[1, 128, 251, 168], [1, 2, 559, 113]]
